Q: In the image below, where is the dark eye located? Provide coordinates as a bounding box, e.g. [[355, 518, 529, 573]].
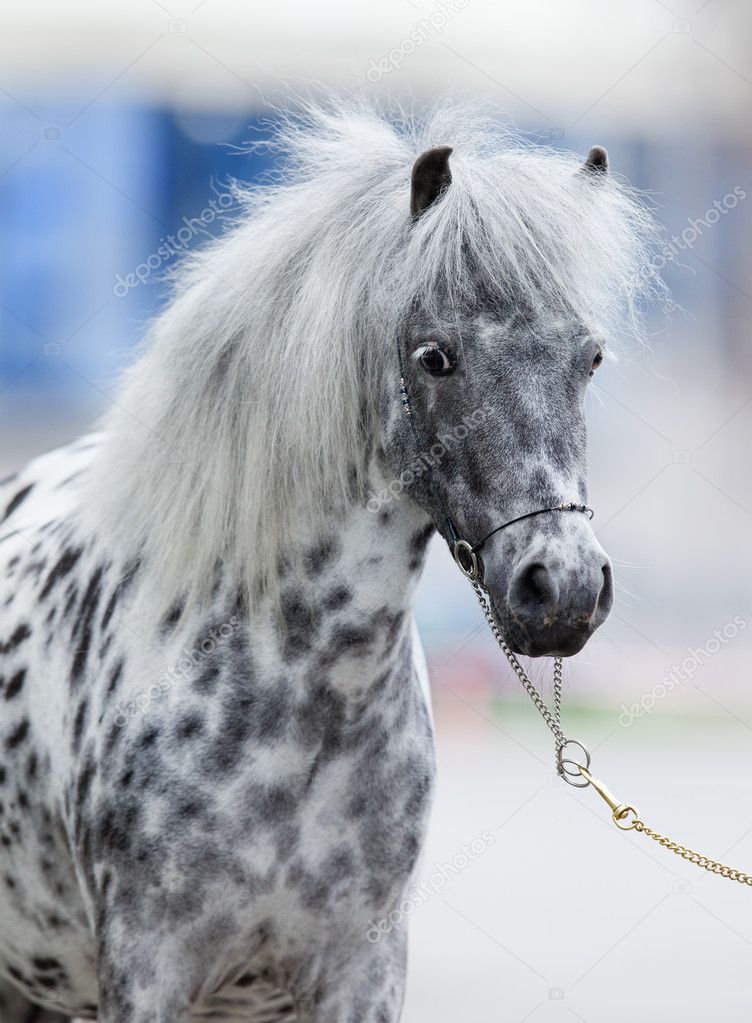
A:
[[414, 343, 454, 377], [590, 350, 603, 376]]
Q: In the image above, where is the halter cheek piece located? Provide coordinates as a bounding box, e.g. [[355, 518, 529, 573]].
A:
[[396, 351, 594, 583]]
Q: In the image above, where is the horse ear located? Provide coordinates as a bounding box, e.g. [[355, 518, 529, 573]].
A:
[[410, 146, 453, 218], [580, 145, 609, 179]]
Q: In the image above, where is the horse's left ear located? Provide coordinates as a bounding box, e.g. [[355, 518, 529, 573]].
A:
[[580, 145, 609, 178], [410, 146, 453, 218]]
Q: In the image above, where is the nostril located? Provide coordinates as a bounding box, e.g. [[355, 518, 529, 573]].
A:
[[512, 562, 557, 611], [598, 562, 614, 615]]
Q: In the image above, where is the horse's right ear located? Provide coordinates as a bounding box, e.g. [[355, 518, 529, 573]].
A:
[[410, 146, 453, 219], [580, 145, 609, 179]]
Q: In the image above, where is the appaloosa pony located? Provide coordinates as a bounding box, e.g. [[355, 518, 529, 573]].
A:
[[0, 102, 662, 1022]]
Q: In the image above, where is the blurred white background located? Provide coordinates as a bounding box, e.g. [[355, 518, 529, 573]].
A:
[[1, 2, 752, 1019]]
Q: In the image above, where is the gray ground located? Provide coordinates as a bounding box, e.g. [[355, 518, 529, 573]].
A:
[[404, 696, 752, 1021]]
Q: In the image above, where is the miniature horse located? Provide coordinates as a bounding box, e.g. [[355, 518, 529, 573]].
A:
[[0, 102, 661, 1022]]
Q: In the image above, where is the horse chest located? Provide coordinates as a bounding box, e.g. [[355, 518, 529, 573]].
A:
[[198, 649, 437, 931]]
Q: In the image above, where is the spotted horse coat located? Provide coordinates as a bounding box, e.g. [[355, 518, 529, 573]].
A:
[[0, 101, 658, 1023], [0, 437, 436, 1022]]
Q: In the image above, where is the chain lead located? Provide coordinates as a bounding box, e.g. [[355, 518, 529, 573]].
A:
[[470, 579, 564, 746], [470, 579, 587, 782], [469, 575, 752, 887]]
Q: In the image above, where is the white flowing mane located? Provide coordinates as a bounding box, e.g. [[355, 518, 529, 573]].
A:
[[89, 98, 665, 608]]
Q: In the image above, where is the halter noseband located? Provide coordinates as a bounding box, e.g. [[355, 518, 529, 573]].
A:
[[396, 346, 594, 584], [450, 503, 594, 582]]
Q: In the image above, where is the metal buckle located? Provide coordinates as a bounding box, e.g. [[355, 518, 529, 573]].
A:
[[452, 539, 481, 581]]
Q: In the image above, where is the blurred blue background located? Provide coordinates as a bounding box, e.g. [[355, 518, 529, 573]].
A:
[[2, 2, 752, 1019]]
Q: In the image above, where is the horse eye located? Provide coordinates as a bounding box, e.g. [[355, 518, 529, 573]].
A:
[[590, 350, 603, 375], [414, 344, 454, 377]]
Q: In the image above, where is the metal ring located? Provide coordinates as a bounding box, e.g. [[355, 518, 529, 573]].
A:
[[558, 739, 591, 773], [613, 805, 640, 831], [559, 759, 591, 788], [453, 539, 481, 581], [557, 739, 591, 787]]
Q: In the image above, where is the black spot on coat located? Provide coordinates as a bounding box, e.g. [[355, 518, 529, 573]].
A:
[[39, 547, 83, 601], [3, 668, 26, 701], [0, 622, 31, 655], [70, 566, 104, 689], [1, 483, 34, 523], [5, 718, 29, 751]]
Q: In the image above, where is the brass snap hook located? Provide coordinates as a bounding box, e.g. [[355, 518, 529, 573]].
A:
[[579, 766, 642, 830]]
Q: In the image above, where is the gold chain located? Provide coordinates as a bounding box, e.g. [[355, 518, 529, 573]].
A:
[[578, 766, 752, 887], [632, 820, 752, 885]]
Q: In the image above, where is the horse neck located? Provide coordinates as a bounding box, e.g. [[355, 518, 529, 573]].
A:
[[268, 476, 433, 691]]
